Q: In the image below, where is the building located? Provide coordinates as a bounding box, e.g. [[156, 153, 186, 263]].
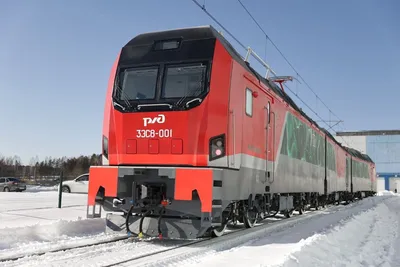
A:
[[335, 130, 400, 192]]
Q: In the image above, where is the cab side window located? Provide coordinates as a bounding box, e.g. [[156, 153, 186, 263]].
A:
[[245, 88, 253, 117]]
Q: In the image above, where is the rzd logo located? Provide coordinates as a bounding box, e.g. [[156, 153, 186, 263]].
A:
[[143, 114, 165, 127]]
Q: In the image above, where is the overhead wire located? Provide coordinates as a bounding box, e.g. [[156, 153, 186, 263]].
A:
[[192, 2, 337, 124], [236, 0, 343, 125], [191, 0, 353, 148], [191, 0, 247, 51]]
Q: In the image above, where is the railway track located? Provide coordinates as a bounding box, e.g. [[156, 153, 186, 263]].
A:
[[101, 237, 211, 267], [101, 200, 372, 267], [0, 211, 292, 264], [101, 212, 316, 267], [1, 201, 363, 266], [0, 234, 131, 263]]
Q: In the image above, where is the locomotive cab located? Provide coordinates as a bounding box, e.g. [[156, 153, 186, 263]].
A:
[[88, 26, 235, 239]]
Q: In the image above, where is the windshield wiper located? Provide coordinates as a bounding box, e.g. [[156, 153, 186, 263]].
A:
[[113, 75, 133, 111], [113, 101, 126, 111], [174, 80, 204, 110], [184, 98, 202, 108]]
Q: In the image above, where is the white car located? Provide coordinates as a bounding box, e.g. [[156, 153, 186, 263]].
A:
[[60, 173, 89, 194]]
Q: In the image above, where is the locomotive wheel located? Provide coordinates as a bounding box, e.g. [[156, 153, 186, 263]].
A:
[[244, 206, 258, 228], [211, 223, 227, 237], [314, 199, 319, 210], [268, 209, 279, 217], [297, 206, 304, 215], [284, 209, 294, 218]]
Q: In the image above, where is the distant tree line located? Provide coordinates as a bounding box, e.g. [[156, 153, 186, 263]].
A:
[[0, 154, 102, 181]]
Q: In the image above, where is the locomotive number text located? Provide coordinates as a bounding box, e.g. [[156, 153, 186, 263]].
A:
[[136, 129, 173, 138]]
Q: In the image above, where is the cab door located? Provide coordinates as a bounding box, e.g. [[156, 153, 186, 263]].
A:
[[265, 101, 274, 183], [227, 69, 244, 170]]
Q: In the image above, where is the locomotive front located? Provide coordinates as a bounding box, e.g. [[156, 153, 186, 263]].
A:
[[87, 26, 233, 239]]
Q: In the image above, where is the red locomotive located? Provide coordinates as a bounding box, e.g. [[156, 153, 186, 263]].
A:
[[87, 25, 376, 239]]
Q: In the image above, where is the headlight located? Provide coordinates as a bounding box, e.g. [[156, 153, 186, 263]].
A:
[[209, 134, 225, 161]]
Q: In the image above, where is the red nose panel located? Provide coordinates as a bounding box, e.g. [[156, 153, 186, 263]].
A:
[[171, 139, 183, 154], [149, 139, 159, 154], [126, 139, 137, 154]]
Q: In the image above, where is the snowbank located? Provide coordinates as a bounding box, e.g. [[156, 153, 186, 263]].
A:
[[280, 196, 399, 267], [0, 191, 111, 261], [0, 190, 97, 229], [0, 218, 106, 251], [25, 185, 58, 192], [377, 190, 398, 196]]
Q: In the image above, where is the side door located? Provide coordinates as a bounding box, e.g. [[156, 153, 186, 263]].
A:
[[227, 69, 244, 170], [265, 100, 275, 183]]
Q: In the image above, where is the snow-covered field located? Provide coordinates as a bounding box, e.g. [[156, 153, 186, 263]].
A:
[[0, 187, 111, 262], [0, 188, 399, 267]]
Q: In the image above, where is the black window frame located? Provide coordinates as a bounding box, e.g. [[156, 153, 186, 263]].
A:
[[245, 87, 253, 117], [112, 60, 211, 112], [160, 62, 209, 100], [113, 65, 160, 102]]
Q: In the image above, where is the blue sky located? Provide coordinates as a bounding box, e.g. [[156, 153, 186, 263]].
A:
[[0, 0, 399, 164]]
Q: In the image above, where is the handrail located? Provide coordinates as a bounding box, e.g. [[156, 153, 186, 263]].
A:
[[244, 46, 277, 79]]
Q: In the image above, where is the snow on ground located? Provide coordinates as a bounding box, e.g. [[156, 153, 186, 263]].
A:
[[0, 188, 113, 260], [0, 189, 90, 227], [174, 194, 400, 267], [377, 190, 397, 196], [280, 196, 399, 267], [25, 185, 58, 192], [1, 191, 400, 267]]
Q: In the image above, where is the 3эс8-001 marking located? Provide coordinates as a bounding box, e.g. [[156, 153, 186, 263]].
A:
[[136, 129, 173, 138]]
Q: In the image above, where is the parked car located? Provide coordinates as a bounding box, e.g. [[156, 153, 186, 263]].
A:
[[60, 173, 89, 193], [0, 177, 27, 192]]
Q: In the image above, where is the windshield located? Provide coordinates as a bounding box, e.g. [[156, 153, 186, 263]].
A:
[[117, 67, 158, 101], [113, 62, 208, 111], [161, 63, 206, 99]]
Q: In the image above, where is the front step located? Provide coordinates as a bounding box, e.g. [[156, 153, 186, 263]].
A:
[[87, 204, 102, 218]]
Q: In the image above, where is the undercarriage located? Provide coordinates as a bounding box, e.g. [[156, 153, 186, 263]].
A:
[[87, 166, 376, 239]]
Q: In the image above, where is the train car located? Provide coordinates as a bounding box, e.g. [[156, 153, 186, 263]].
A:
[[344, 147, 375, 198], [334, 140, 351, 201], [87, 25, 376, 239]]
